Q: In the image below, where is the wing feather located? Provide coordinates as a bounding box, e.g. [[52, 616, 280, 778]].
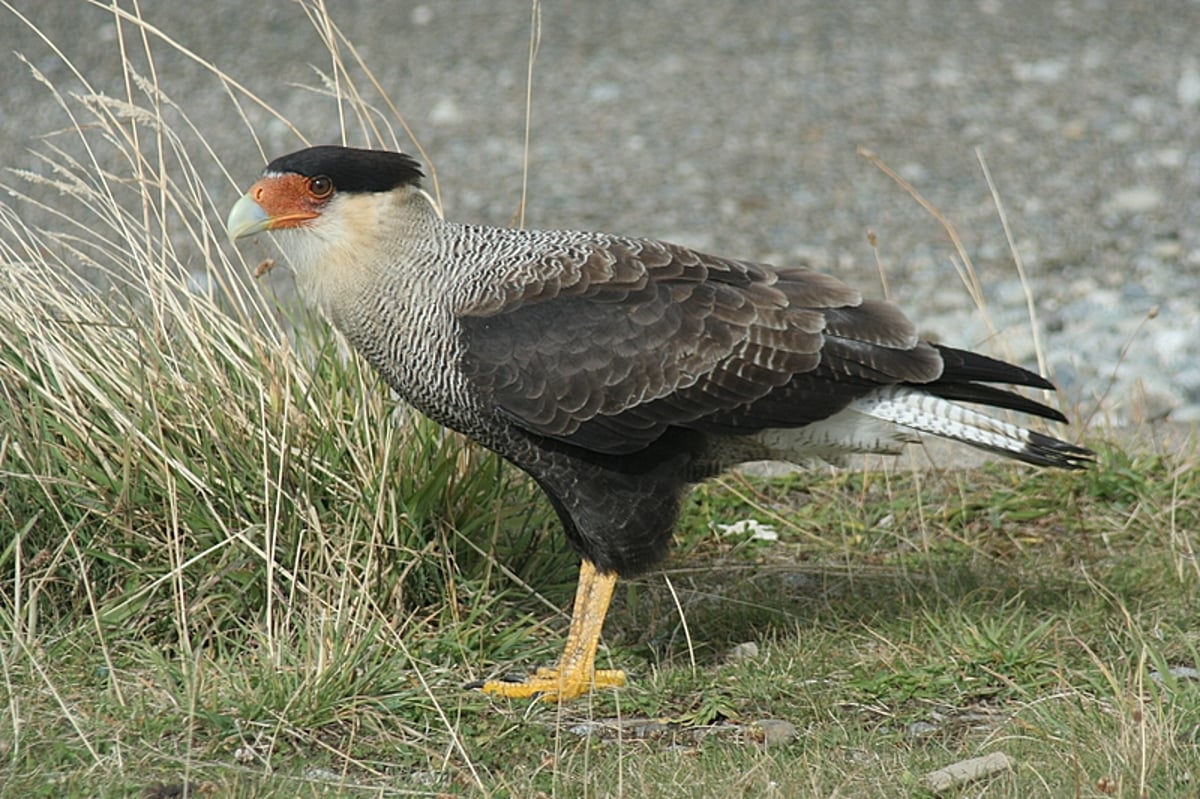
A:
[[459, 234, 942, 454]]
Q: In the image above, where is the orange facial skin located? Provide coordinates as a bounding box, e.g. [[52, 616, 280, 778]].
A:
[[246, 172, 334, 229]]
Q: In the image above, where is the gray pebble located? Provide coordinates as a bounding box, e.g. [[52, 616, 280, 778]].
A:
[[751, 718, 799, 747], [728, 641, 760, 661], [1149, 666, 1200, 683]]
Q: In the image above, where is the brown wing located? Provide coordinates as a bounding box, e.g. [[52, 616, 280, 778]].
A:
[[458, 233, 944, 454]]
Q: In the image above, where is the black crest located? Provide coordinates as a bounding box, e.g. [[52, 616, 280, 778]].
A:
[[264, 145, 424, 193]]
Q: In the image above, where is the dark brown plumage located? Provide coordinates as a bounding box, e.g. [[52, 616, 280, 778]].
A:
[[228, 145, 1092, 701]]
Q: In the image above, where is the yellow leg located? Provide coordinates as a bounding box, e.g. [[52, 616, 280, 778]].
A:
[[482, 560, 626, 702]]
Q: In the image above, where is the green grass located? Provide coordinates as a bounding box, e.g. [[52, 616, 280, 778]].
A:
[[13, 450, 1196, 799], [2, 3, 1199, 797]]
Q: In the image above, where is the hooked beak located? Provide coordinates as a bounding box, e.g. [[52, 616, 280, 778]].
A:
[[226, 192, 273, 244]]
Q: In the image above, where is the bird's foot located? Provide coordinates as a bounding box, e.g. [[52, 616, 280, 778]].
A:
[[480, 666, 627, 702]]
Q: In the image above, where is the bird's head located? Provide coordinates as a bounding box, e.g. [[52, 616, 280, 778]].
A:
[[226, 145, 426, 243], [227, 145, 435, 313]]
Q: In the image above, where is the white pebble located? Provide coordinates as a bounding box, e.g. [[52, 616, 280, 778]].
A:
[[1178, 57, 1200, 108], [429, 97, 462, 126], [1106, 186, 1162, 213]]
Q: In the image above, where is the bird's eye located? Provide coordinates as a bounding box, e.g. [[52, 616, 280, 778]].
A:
[[309, 176, 334, 198]]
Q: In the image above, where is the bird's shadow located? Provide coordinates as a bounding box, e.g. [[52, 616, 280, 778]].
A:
[[607, 552, 1091, 669]]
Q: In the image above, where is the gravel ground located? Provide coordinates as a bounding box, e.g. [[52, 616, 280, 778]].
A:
[[3, 1, 1199, 425]]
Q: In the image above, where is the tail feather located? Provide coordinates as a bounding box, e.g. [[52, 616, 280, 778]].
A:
[[853, 386, 1093, 469], [932, 344, 1055, 390], [923, 381, 1068, 424]]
